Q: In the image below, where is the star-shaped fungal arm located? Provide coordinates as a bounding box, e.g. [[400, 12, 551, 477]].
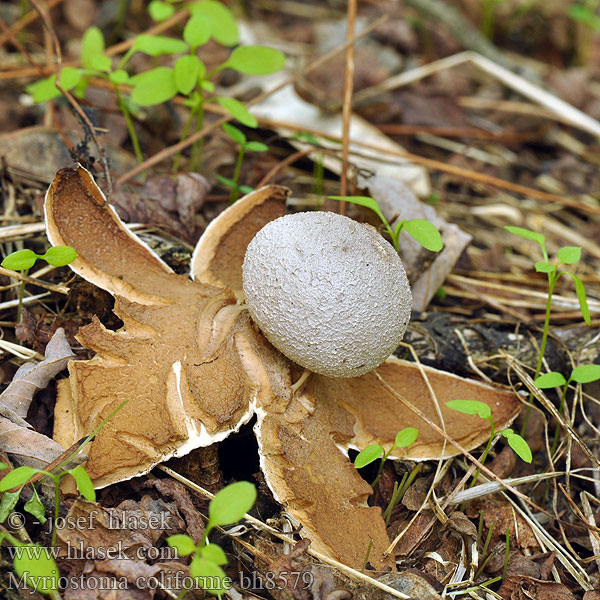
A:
[[45, 166, 521, 571]]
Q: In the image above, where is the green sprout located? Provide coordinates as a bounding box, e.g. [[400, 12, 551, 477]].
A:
[[217, 124, 268, 203], [504, 227, 590, 387], [329, 196, 444, 253], [1, 246, 77, 323], [0, 401, 127, 597], [25, 1, 285, 171], [167, 481, 257, 599], [446, 399, 532, 488], [354, 428, 420, 525], [535, 364, 600, 454]]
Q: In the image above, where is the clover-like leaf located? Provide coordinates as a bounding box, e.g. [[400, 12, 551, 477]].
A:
[[354, 444, 384, 468], [200, 543, 228, 565], [109, 70, 130, 84], [175, 55, 201, 95], [184, 13, 212, 49], [534, 371, 566, 388], [190, 0, 239, 46], [563, 272, 591, 326], [208, 481, 256, 527], [132, 34, 187, 57], [446, 399, 491, 420], [557, 246, 581, 265], [13, 545, 60, 594], [571, 364, 600, 384], [24, 486, 47, 524], [404, 219, 443, 252], [166, 534, 196, 556], [189, 556, 229, 595], [81, 26, 111, 72], [226, 45, 286, 75], [214, 97, 257, 127], [501, 429, 532, 463], [222, 123, 246, 144], [149, 0, 175, 21], [42, 245, 77, 267], [394, 427, 419, 449], [2, 249, 38, 271], [68, 465, 96, 502], [130, 67, 178, 106]]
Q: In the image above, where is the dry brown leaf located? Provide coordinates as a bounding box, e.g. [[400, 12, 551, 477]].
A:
[[44, 165, 521, 569], [0, 328, 73, 467]]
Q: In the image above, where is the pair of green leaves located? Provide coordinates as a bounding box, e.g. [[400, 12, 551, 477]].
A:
[[354, 427, 419, 469], [1, 246, 77, 271], [446, 400, 532, 463], [329, 196, 444, 253], [535, 364, 600, 389], [505, 226, 590, 325], [167, 481, 256, 596]]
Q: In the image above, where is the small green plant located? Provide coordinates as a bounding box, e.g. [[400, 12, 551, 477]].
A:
[[505, 227, 590, 387], [217, 124, 268, 203], [329, 196, 444, 253], [446, 399, 532, 487], [25, 1, 285, 171], [354, 427, 419, 486], [354, 428, 420, 525], [167, 480, 257, 599], [535, 364, 600, 453], [1, 246, 77, 323], [0, 401, 126, 596], [569, 0, 600, 33]]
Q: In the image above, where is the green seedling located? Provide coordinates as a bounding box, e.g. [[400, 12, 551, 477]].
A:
[[1, 246, 77, 323], [535, 364, 600, 454], [569, 0, 600, 33], [218, 124, 268, 203], [505, 227, 590, 386], [354, 427, 419, 489], [446, 400, 532, 487], [329, 196, 444, 253], [0, 400, 127, 596], [26, 1, 285, 171], [167, 481, 257, 599]]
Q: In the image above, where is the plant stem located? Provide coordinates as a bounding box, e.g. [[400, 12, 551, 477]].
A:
[[173, 106, 197, 173], [521, 272, 557, 435], [190, 101, 205, 171], [470, 419, 495, 489], [52, 475, 60, 547], [114, 84, 144, 166], [16, 268, 29, 324], [551, 379, 570, 456], [229, 147, 245, 204]]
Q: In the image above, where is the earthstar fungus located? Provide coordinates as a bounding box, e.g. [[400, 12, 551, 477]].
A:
[[45, 166, 521, 570]]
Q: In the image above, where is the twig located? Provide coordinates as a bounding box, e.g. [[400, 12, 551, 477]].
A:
[[0, 0, 65, 48], [339, 0, 357, 208]]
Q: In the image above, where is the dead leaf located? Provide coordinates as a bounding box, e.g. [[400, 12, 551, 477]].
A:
[[44, 165, 521, 569], [0, 327, 73, 421], [0, 328, 73, 467]]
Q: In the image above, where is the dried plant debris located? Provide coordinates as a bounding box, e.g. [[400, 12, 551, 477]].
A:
[[0, 328, 72, 468], [44, 165, 520, 569]]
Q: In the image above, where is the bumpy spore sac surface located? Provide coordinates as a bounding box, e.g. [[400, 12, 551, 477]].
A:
[[242, 212, 412, 377]]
